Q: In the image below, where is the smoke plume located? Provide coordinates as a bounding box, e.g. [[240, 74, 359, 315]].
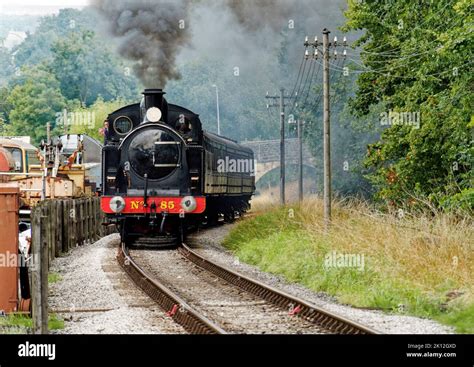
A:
[[225, 0, 294, 31], [91, 0, 192, 88], [90, 0, 344, 88]]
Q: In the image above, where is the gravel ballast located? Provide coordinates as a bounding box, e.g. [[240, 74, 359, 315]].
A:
[[48, 234, 185, 334], [131, 248, 329, 334]]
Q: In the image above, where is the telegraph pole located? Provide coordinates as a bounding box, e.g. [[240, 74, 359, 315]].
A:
[[279, 88, 286, 205], [304, 29, 347, 230], [266, 89, 291, 205], [322, 29, 331, 230], [298, 119, 305, 203]]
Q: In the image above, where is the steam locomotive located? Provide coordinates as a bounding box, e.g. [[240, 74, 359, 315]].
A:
[[101, 89, 255, 246]]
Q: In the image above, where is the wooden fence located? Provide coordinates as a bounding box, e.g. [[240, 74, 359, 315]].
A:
[[31, 197, 114, 267], [30, 197, 115, 333]]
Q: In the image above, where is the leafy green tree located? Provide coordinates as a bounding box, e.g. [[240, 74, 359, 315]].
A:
[[0, 86, 13, 129], [50, 30, 139, 106], [8, 8, 139, 106], [6, 66, 66, 144], [0, 46, 14, 87], [343, 0, 473, 210], [12, 9, 99, 68]]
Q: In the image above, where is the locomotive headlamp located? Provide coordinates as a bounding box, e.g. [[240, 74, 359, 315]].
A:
[[146, 107, 162, 123], [109, 196, 126, 213], [180, 196, 197, 212]]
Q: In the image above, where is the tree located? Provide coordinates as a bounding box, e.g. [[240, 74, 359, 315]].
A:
[[8, 8, 139, 106], [7, 66, 66, 144], [11, 9, 99, 68], [343, 0, 473, 210], [50, 30, 139, 106], [0, 46, 14, 87]]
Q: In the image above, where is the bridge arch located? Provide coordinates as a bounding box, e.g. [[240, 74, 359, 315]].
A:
[[255, 162, 317, 187], [241, 138, 317, 187]]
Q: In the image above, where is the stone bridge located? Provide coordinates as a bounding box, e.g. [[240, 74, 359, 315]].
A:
[[241, 138, 316, 183]]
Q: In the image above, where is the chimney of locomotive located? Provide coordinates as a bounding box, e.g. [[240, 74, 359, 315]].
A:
[[141, 88, 168, 124]]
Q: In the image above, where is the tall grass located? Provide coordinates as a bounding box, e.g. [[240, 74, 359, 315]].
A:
[[225, 195, 474, 332]]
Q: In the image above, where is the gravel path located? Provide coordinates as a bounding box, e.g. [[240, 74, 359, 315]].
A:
[[48, 234, 185, 334], [187, 224, 455, 334], [131, 249, 328, 334]]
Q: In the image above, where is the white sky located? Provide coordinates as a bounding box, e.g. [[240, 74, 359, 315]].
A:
[[0, 0, 89, 15], [1, 0, 88, 6]]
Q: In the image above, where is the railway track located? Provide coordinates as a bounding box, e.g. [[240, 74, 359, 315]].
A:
[[118, 241, 379, 335]]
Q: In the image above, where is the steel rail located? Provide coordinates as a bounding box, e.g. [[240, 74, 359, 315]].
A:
[[179, 243, 379, 335], [118, 242, 227, 334]]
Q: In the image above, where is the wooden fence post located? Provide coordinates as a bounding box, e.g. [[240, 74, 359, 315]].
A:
[[93, 198, 98, 240], [97, 198, 102, 239], [31, 206, 42, 334], [42, 206, 49, 334], [78, 199, 83, 246], [30, 197, 115, 335], [86, 199, 91, 243], [48, 201, 53, 261], [55, 200, 62, 257], [90, 199, 95, 241], [61, 200, 67, 253], [32, 204, 48, 334], [72, 199, 77, 247]]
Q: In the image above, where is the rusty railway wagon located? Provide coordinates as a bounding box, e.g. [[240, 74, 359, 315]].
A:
[[101, 89, 255, 246]]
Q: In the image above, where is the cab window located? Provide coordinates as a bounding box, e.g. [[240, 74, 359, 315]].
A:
[[27, 150, 40, 170], [7, 148, 23, 172]]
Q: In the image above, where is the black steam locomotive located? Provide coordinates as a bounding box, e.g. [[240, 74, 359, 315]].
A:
[[101, 89, 255, 246]]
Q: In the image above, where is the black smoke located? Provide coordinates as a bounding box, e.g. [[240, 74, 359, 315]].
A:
[[90, 0, 344, 88], [91, 0, 192, 88]]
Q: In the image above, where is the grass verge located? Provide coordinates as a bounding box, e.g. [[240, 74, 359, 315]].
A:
[[0, 314, 64, 334], [223, 196, 474, 333]]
